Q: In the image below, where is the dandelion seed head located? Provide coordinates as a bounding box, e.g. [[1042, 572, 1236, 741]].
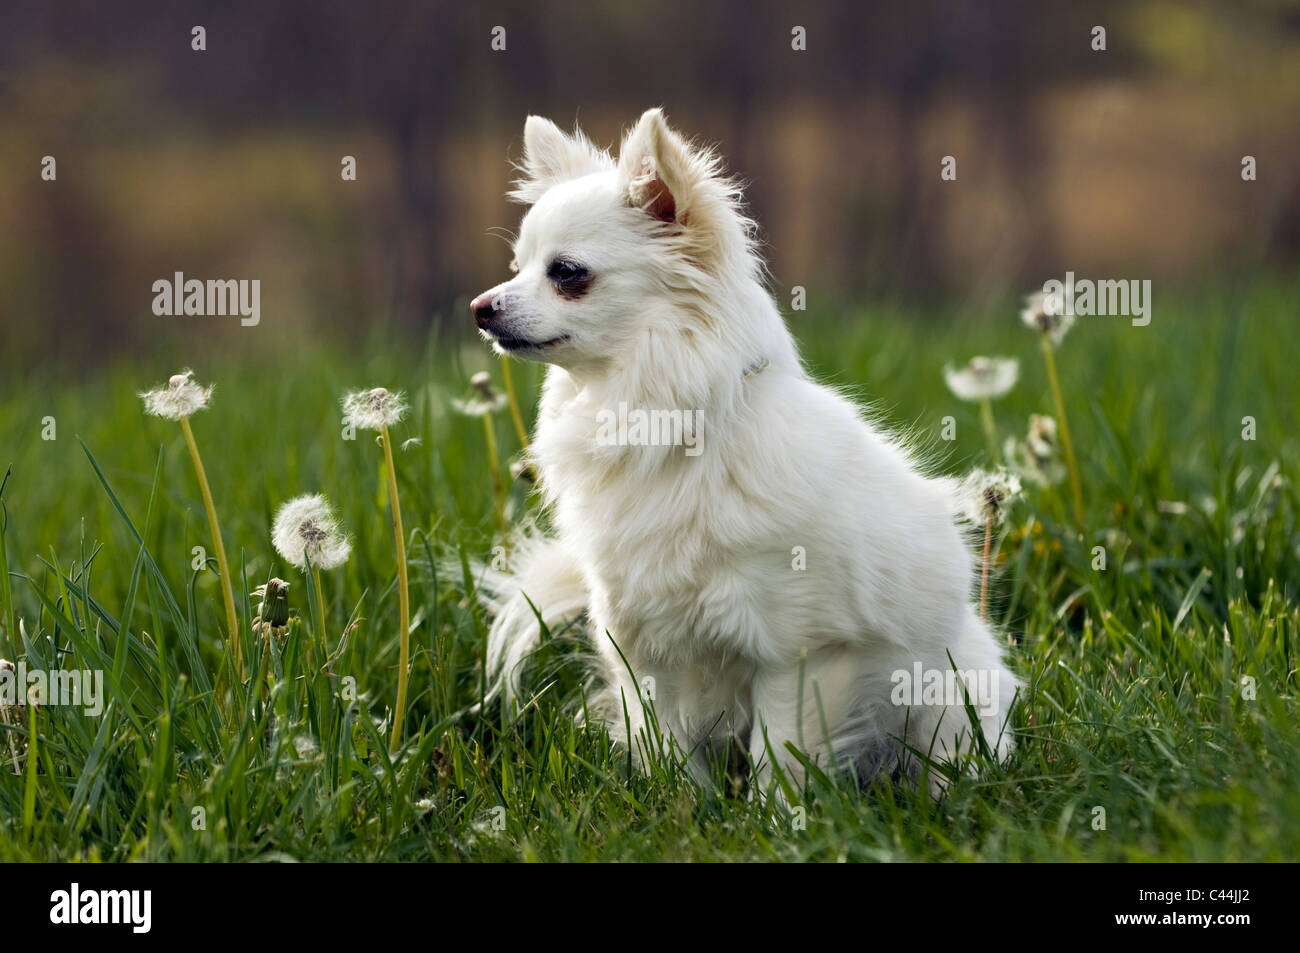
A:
[[961, 468, 1022, 526], [943, 356, 1019, 402], [453, 373, 508, 417], [341, 386, 407, 431], [271, 494, 351, 571], [1020, 291, 1075, 346], [140, 368, 213, 420], [1026, 414, 1058, 461], [1004, 415, 1066, 486]]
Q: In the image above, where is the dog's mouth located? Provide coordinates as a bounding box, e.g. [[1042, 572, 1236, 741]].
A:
[[489, 331, 569, 352]]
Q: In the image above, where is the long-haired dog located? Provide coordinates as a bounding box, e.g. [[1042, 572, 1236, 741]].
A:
[[470, 108, 1017, 794]]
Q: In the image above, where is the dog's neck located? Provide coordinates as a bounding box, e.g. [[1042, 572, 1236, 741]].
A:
[[553, 337, 765, 421], [531, 292, 793, 510], [556, 284, 790, 414]]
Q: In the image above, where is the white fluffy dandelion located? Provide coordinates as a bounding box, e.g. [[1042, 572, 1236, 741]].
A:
[[140, 369, 213, 420], [140, 367, 241, 680], [453, 372, 509, 537], [338, 382, 408, 748], [341, 387, 408, 432], [1020, 291, 1075, 347], [1021, 289, 1084, 525], [1026, 414, 1059, 464], [339, 385, 412, 754], [960, 467, 1022, 621], [945, 356, 1018, 462], [271, 494, 351, 571], [452, 372, 508, 417], [273, 496, 349, 668], [1005, 414, 1067, 487], [943, 356, 1019, 402], [961, 468, 1022, 527]]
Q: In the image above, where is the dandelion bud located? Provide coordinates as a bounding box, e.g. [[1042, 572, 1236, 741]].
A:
[[259, 578, 291, 627]]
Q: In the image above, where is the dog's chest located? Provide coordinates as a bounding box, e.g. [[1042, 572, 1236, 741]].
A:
[[536, 386, 784, 664], [561, 484, 778, 665]]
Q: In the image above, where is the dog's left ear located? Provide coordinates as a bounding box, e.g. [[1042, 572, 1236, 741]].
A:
[[617, 108, 696, 225], [511, 115, 609, 204]]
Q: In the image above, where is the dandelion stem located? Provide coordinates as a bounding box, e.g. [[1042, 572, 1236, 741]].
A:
[[500, 358, 530, 449], [312, 566, 328, 664], [1040, 335, 1085, 529], [980, 515, 993, 621], [180, 416, 242, 681], [258, 636, 270, 707], [22, 702, 36, 836], [382, 425, 412, 754], [482, 415, 507, 539], [979, 398, 1000, 463]]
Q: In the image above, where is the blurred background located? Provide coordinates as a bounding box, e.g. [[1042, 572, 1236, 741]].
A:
[[1, 0, 1298, 371]]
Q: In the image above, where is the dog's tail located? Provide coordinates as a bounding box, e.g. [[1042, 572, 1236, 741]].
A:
[[477, 531, 589, 710]]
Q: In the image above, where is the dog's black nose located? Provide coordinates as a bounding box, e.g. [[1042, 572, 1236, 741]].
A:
[[471, 293, 498, 329]]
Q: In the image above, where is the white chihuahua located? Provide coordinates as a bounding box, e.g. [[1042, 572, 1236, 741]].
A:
[[472, 108, 1017, 793]]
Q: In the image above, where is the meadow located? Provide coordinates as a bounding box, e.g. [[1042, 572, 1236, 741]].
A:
[[0, 277, 1296, 862]]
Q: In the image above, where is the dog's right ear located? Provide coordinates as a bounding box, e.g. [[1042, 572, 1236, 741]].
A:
[[510, 116, 609, 204]]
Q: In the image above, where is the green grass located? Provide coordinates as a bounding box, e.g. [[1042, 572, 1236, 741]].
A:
[[0, 277, 1297, 861]]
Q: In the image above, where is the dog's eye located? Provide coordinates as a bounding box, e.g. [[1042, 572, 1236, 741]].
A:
[[547, 259, 588, 283]]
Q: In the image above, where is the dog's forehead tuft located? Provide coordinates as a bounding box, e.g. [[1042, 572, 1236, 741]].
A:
[[516, 172, 626, 260]]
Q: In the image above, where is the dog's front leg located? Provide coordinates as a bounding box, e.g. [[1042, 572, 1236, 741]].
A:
[[591, 644, 714, 784], [747, 645, 863, 799]]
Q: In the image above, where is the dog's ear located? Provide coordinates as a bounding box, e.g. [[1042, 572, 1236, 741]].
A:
[[617, 108, 695, 224], [511, 116, 608, 204]]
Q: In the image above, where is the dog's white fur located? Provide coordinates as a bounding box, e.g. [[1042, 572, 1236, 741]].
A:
[[472, 108, 1017, 792]]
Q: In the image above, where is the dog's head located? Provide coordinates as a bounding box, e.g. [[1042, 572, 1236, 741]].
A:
[[471, 108, 755, 373]]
